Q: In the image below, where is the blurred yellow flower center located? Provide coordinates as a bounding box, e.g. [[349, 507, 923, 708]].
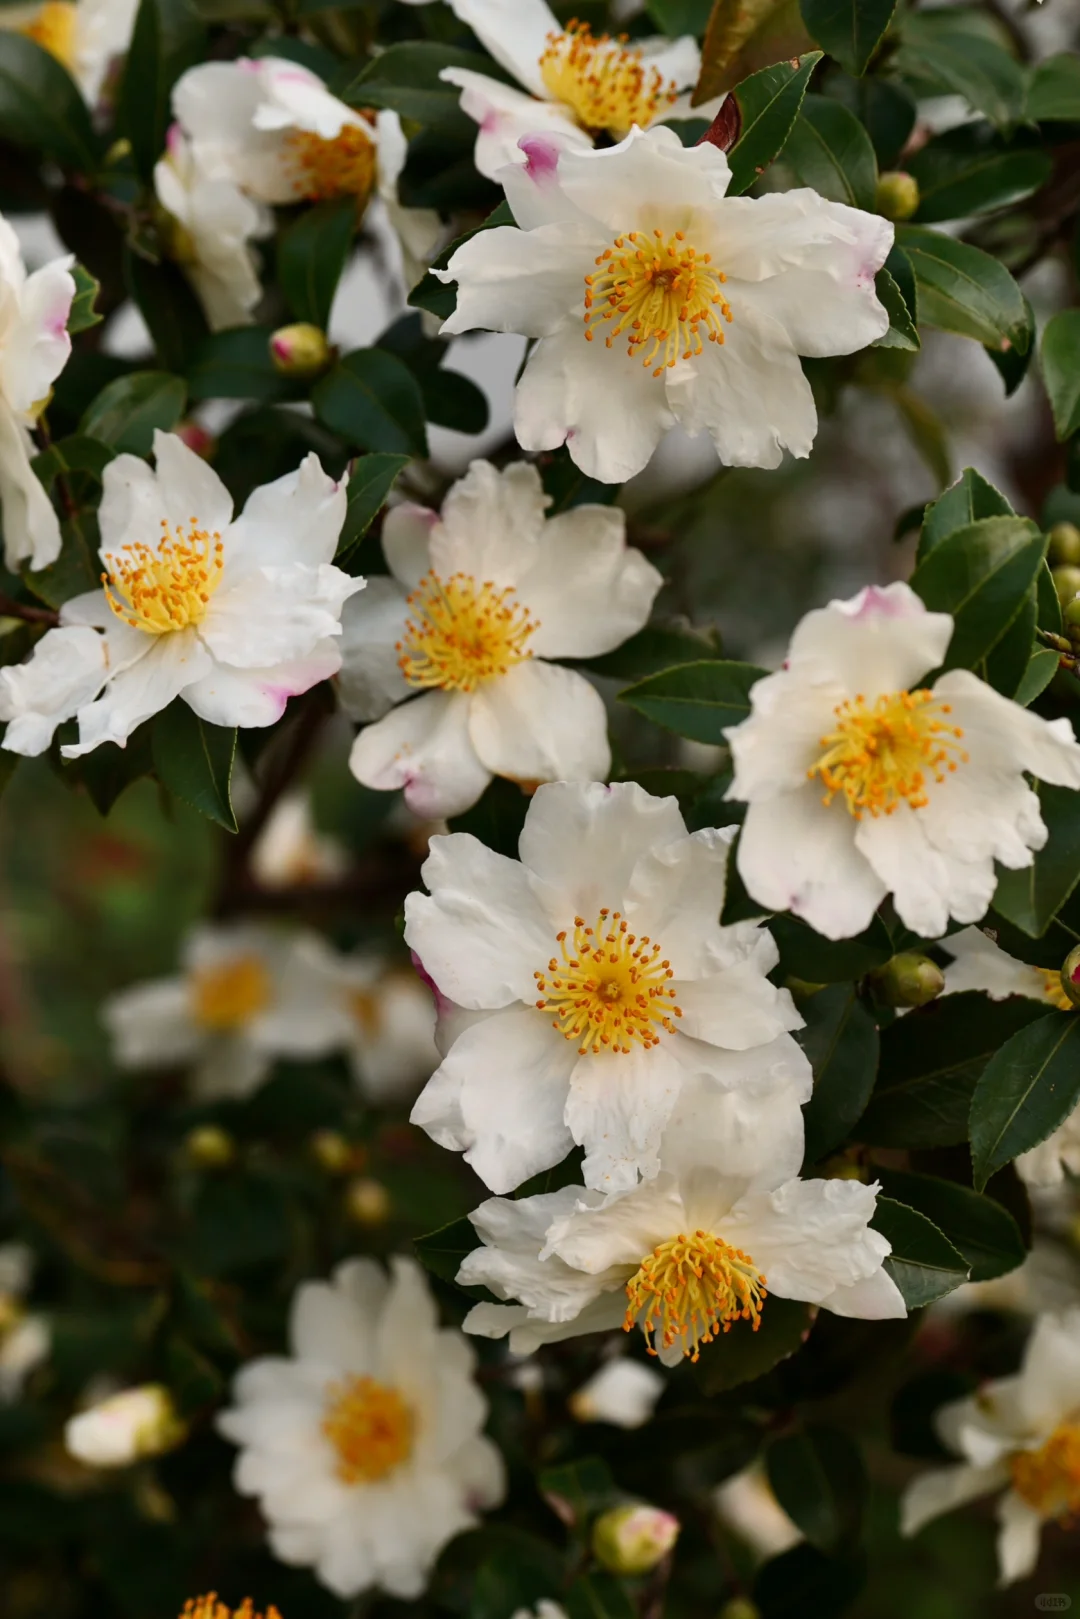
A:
[[181, 1598, 283, 1619], [1036, 969, 1076, 1012], [0, 1294, 24, 1338], [585, 230, 733, 378], [103, 519, 225, 635], [397, 571, 538, 693], [539, 22, 678, 137], [286, 123, 376, 203], [322, 1375, 414, 1484], [1009, 1422, 1080, 1518], [808, 689, 969, 820], [191, 957, 271, 1032], [350, 988, 381, 1036], [624, 1230, 767, 1361], [20, 0, 78, 70], [534, 908, 682, 1056]]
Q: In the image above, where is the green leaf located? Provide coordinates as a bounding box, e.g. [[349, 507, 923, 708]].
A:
[[118, 0, 205, 183], [872, 1196, 968, 1308], [413, 1215, 484, 1293], [772, 912, 894, 982], [1014, 647, 1061, 708], [335, 453, 410, 562], [909, 515, 1046, 670], [859, 991, 1047, 1147], [766, 1425, 865, 1551], [151, 702, 237, 831], [165, 1336, 224, 1417], [23, 509, 99, 607], [908, 126, 1051, 224], [798, 985, 880, 1164], [647, 0, 715, 30], [993, 781, 1080, 937], [970, 1012, 1080, 1190], [876, 1169, 1025, 1283], [919, 465, 1013, 560], [187, 327, 295, 403], [538, 1457, 618, 1528], [67, 264, 102, 334], [895, 14, 1025, 131], [80, 371, 187, 455], [126, 248, 210, 376], [312, 348, 428, 457], [585, 623, 723, 682], [872, 265, 919, 352], [826, 72, 915, 166], [753, 1543, 868, 1618], [783, 94, 877, 210], [448, 777, 529, 861], [619, 659, 766, 745], [981, 582, 1036, 698], [0, 34, 99, 172], [1026, 53, 1080, 123], [799, 0, 897, 76], [419, 367, 489, 435], [986, 294, 1036, 400], [540, 446, 620, 515], [1041, 310, 1080, 443], [31, 434, 114, 491], [277, 197, 357, 330], [566, 1576, 635, 1619], [694, 1296, 813, 1393], [726, 52, 823, 197], [72, 723, 156, 814], [897, 226, 1027, 351], [344, 41, 502, 124]]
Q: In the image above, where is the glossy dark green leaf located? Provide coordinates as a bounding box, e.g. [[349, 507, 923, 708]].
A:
[[1015, 647, 1061, 708], [909, 125, 1051, 224], [565, 1574, 636, 1619], [67, 264, 102, 334], [538, 1456, 618, 1528], [753, 1543, 867, 1618], [413, 1214, 486, 1295], [118, 0, 205, 182], [312, 348, 428, 457], [726, 52, 823, 196], [872, 1197, 968, 1307], [187, 327, 295, 403], [826, 72, 915, 166], [798, 985, 880, 1164], [151, 702, 237, 830], [993, 781, 1080, 937], [126, 249, 210, 375], [31, 434, 114, 491], [541, 447, 620, 515], [420, 366, 489, 435], [895, 14, 1025, 131], [335, 453, 410, 561], [23, 508, 99, 607], [897, 226, 1028, 351], [773, 913, 894, 983], [0, 34, 99, 173], [1041, 310, 1080, 443], [619, 659, 766, 745], [694, 1296, 813, 1393], [799, 0, 896, 75], [784, 93, 877, 209], [457, 1529, 564, 1619], [909, 515, 1045, 670], [344, 41, 502, 124], [277, 197, 357, 330], [409, 200, 514, 322], [586, 624, 723, 682], [766, 1425, 865, 1550], [876, 1169, 1025, 1282], [71, 722, 155, 814], [970, 1012, 1080, 1190], [1026, 53, 1080, 123], [872, 264, 919, 352], [79, 371, 187, 455], [919, 465, 1013, 560], [986, 294, 1036, 399], [981, 582, 1035, 698], [448, 777, 529, 861]]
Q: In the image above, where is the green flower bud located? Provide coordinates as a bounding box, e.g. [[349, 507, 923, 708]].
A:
[[592, 1504, 680, 1575], [719, 1601, 761, 1619], [1053, 564, 1080, 607], [1059, 945, 1080, 1009], [183, 1124, 235, 1168], [874, 171, 920, 222], [870, 951, 945, 1008], [1049, 522, 1080, 568], [269, 323, 332, 377]]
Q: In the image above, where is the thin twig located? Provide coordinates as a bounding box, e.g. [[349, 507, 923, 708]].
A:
[[0, 594, 60, 628]]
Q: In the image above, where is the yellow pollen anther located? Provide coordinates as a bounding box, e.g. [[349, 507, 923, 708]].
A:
[[19, 0, 78, 70], [191, 956, 271, 1032], [1010, 1422, 1080, 1520], [538, 20, 678, 137], [103, 518, 225, 635], [807, 689, 969, 820], [181, 1599, 283, 1619], [397, 570, 539, 693], [321, 1375, 414, 1485], [534, 908, 682, 1056], [623, 1229, 767, 1361], [1036, 969, 1077, 1012], [285, 120, 377, 204], [584, 229, 733, 376]]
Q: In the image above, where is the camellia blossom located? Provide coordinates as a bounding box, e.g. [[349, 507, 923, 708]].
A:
[[406, 779, 810, 1193], [726, 583, 1080, 941], [460, 1162, 905, 1366], [217, 1257, 504, 1599], [65, 1383, 186, 1468], [901, 1310, 1080, 1585], [0, 212, 74, 572], [438, 126, 893, 483], [7, 0, 138, 104], [340, 460, 661, 818], [569, 1357, 664, 1429], [0, 431, 361, 758], [154, 126, 269, 332], [249, 790, 349, 890], [439, 0, 702, 179]]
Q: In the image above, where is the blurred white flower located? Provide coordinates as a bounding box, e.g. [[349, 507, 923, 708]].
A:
[[336, 959, 439, 1105], [65, 1383, 185, 1468], [511, 1606, 567, 1619], [0, 1242, 49, 1404], [5, 0, 138, 103], [0, 431, 361, 758], [569, 1357, 664, 1428], [727, 583, 1080, 940], [217, 1257, 504, 1599], [154, 126, 270, 333], [714, 1462, 803, 1560], [249, 790, 349, 889], [341, 459, 661, 818]]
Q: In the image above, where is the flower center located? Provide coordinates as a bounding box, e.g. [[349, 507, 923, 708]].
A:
[[584, 230, 733, 378], [103, 518, 225, 636], [1036, 969, 1076, 1012], [807, 689, 969, 820], [350, 988, 381, 1036], [20, 1, 78, 70], [321, 1375, 414, 1485], [624, 1229, 767, 1361], [181, 1598, 283, 1619], [538, 22, 678, 137], [285, 123, 376, 204], [1009, 1422, 1080, 1519], [191, 957, 271, 1032], [0, 1294, 24, 1340], [397, 571, 538, 693], [534, 909, 682, 1056]]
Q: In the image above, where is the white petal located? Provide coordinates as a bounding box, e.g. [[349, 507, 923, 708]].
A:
[[1016, 1309, 1080, 1433], [550, 124, 732, 234], [570, 1358, 664, 1429], [726, 1177, 896, 1309], [432, 460, 549, 582], [514, 505, 662, 659], [0, 626, 108, 756], [568, 1040, 686, 1190], [225, 452, 348, 569], [996, 1490, 1044, 1585], [673, 959, 802, 1050], [62, 633, 209, 757], [546, 1172, 687, 1273], [0, 257, 74, 416], [818, 1265, 907, 1319], [933, 668, 1080, 790], [786, 583, 953, 695], [182, 640, 343, 728], [0, 406, 62, 571], [736, 785, 888, 941], [659, 1064, 808, 1184], [901, 1462, 1006, 1537], [440, 221, 604, 341], [445, 0, 559, 97], [855, 809, 996, 940], [199, 562, 360, 668], [622, 826, 734, 979], [942, 928, 1052, 1003], [383, 502, 437, 588], [349, 689, 493, 818], [290, 1279, 374, 1374], [467, 660, 611, 786], [101, 978, 200, 1067], [725, 671, 839, 800], [442, 68, 587, 182], [336, 576, 410, 722]]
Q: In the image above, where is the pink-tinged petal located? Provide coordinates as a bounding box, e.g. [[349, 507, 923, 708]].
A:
[[786, 582, 953, 695], [181, 639, 342, 728], [0, 258, 75, 417], [0, 406, 62, 572], [439, 220, 604, 341], [736, 783, 888, 941], [349, 689, 493, 820], [440, 67, 588, 186]]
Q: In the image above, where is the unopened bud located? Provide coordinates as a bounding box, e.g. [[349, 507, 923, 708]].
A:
[[871, 951, 945, 1008], [1059, 945, 1080, 1009], [310, 1129, 353, 1175], [592, 1504, 680, 1576], [1049, 522, 1080, 568], [183, 1124, 235, 1168], [345, 1176, 392, 1227], [1053, 564, 1080, 607], [64, 1384, 186, 1469], [875, 170, 920, 222], [719, 1601, 761, 1619], [173, 420, 216, 460], [269, 323, 332, 377]]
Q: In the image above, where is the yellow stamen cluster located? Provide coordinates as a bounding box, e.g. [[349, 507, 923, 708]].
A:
[[539, 21, 678, 137], [322, 1374, 414, 1485], [20, 0, 78, 70], [624, 1230, 767, 1361], [397, 571, 538, 693], [1036, 969, 1076, 1012], [585, 230, 733, 378], [285, 123, 377, 204], [1010, 1422, 1080, 1519], [534, 909, 681, 1056], [103, 518, 224, 635], [191, 956, 271, 1032], [181, 1598, 282, 1619], [808, 689, 969, 820]]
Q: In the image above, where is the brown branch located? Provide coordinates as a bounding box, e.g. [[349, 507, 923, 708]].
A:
[[0, 594, 60, 628]]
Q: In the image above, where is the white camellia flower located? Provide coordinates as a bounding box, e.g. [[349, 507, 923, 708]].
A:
[[0, 1242, 49, 1404], [65, 1383, 186, 1467], [250, 790, 349, 890], [460, 1161, 905, 1366], [569, 1356, 664, 1429], [217, 1256, 505, 1600], [340, 460, 662, 818], [405, 779, 810, 1193], [5, 0, 138, 104], [0, 212, 74, 572], [726, 583, 1080, 941], [154, 126, 270, 332], [437, 126, 893, 483], [901, 1309, 1080, 1585], [941, 926, 1073, 1010], [0, 431, 362, 759], [336, 959, 439, 1105], [439, 0, 702, 179]]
